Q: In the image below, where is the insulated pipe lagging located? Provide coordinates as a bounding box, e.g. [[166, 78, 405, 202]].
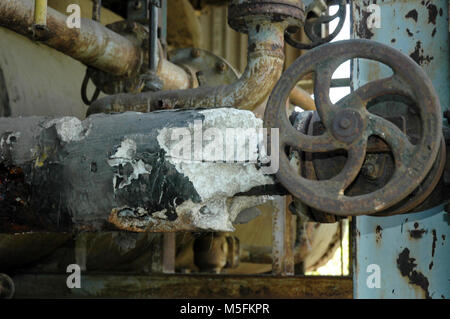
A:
[[87, 21, 287, 114]]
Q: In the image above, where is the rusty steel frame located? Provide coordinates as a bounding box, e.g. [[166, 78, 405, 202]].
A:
[[10, 273, 352, 298], [264, 39, 442, 216]]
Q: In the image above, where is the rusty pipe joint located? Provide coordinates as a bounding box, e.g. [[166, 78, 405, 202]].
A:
[[33, 0, 48, 30], [87, 2, 305, 115], [228, 0, 305, 34]]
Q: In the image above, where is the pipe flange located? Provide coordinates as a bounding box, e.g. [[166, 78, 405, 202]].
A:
[[228, 0, 305, 33]]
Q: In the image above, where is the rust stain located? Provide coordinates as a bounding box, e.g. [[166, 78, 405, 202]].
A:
[[425, 2, 438, 25], [405, 9, 418, 23], [431, 28, 436, 37], [396, 248, 431, 299], [375, 225, 383, 243], [431, 229, 437, 257], [409, 228, 427, 239], [409, 41, 434, 65], [355, 5, 374, 39]]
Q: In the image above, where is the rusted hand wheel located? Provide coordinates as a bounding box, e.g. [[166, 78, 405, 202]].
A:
[[285, 0, 346, 50], [264, 39, 442, 216]]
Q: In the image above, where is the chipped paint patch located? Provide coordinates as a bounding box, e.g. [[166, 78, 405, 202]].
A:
[[44, 117, 91, 143], [156, 108, 274, 202], [109, 195, 271, 232], [396, 248, 431, 299], [108, 138, 152, 190]]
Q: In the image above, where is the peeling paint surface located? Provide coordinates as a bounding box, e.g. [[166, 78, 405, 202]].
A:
[[44, 117, 91, 143], [355, 205, 449, 299], [153, 108, 273, 230], [352, 0, 449, 299], [108, 138, 152, 190]]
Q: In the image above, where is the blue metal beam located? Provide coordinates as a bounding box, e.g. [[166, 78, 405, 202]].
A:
[[351, 0, 449, 299]]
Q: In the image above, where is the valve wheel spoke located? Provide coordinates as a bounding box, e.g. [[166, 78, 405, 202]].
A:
[[368, 114, 416, 169]]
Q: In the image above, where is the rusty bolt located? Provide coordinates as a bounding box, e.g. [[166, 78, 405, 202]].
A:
[[191, 49, 201, 58], [216, 62, 227, 73]]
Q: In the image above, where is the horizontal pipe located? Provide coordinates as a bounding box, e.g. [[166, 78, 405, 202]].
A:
[[0, 109, 278, 233], [290, 86, 316, 110], [87, 21, 287, 114], [11, 273, 353, 298], [0, 0, 194, 90], [0, 0, 142, 77]]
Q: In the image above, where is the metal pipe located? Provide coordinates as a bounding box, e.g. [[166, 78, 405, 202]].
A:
[[148, 0, 159, 72], [87, 20, 287, 114], [290, 86, 316, 110], [92, 0, 101, 22], [0, 110, 278, 233], [33, 0, 47, 29], [0, 0, 141, 77], [0, 0, 192, 90]]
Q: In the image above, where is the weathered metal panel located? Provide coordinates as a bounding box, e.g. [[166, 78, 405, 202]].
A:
[[352, 0, 449, 299], [354, 205, 449, 298], [10, 274, 352, 298]]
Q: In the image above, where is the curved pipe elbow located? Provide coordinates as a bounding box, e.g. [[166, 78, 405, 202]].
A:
[[88, 22, 287, 116]]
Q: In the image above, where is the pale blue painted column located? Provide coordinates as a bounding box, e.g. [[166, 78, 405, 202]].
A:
[[351, 0, 449, 298]]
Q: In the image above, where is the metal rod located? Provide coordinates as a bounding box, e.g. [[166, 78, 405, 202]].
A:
[[272, 196, 294, 276], [11, 274, 353, 298], [162, 233, 175, 274], [92, 0, 101, 22], [149, 0, 159, 72], [33, 0, 47, 29]]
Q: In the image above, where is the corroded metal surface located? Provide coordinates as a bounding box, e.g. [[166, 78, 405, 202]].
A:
[[0, 0, 191, 92], [0, 0, 142, 77], [87, 20, 288, 114], [272, 196, 294, 275], [299, 115, 446, 217], [285, 0, 346, 50], [228, 0, 305, 33], [352, 0, 449, 299], [264, 39, 442, 216], [11, 273, 352, 298], [0, 110, 277, 233]]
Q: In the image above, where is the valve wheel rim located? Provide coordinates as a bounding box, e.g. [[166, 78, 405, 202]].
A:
[[285, 0, 347, 50], [264, 39, 442, 216]]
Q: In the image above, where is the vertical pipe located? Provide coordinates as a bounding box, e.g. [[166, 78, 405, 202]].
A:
[[352, 0, 449, 299], [162, 233, 175, 274], [149, 1, 159, 72], [33, 0, 47, 29], [92, 0, 101, 22], [272, 196, 294, 276]]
